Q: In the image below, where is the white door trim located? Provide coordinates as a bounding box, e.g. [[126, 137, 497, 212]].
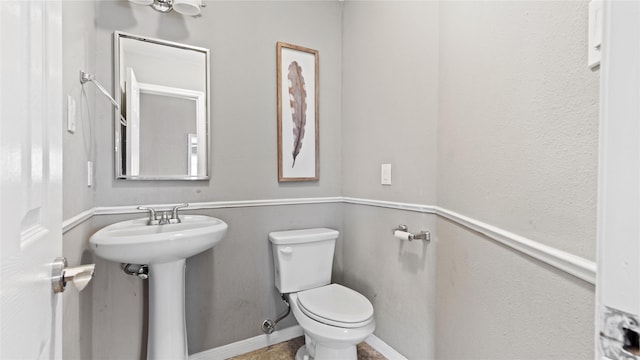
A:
[[595, 1, 640, 358]]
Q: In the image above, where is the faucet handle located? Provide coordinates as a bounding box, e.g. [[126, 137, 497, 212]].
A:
[[138, 206, 159, 225], [170, 203, 189, 223]]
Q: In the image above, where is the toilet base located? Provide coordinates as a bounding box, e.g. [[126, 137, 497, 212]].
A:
[[295, 337, 358, 360], [288, 292, 373, 360], [295, 345, 310, 360]]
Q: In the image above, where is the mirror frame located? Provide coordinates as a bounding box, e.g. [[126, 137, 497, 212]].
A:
[[113, 31, 211, 180]]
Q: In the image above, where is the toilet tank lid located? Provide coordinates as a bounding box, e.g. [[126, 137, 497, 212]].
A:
[[269, 228, 339, 245]]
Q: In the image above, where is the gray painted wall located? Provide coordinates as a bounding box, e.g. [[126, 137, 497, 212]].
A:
[[62, 0, 96, 220], [62, 2, 96, 359], [62, 1, 343, 359], [61, 1, 599, 359], [340, 1, 597, 359], [88, 204, 343, 358], [342, 205, 436, 359], [437, 0, 599, 260], [92, 1, 343, 205], [341, 2, 439, 358], [435, 2, 597, 358], [435, 219, 595, 359], [433, 1, 598, 358], [341, 1, 440, 206], [62, 223, 95, 360]]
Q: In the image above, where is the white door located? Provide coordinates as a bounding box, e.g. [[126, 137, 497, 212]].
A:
[[126, 67, 141, 176], [0, 1, 63, 359], [596, 1, 640, 359]]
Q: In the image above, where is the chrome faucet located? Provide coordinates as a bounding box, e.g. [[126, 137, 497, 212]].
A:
[[170, 203, 188, 223], [159, 211, 171, 225], [138, 206, 159, 225], [138, 203, 189, 225]]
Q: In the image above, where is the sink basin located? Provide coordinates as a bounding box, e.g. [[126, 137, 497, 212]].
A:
[[90, 215, 227, 264], [89, 214, 228, 360]]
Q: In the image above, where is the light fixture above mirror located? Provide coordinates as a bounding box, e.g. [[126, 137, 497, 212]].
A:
[[129, 0, 205, 16]]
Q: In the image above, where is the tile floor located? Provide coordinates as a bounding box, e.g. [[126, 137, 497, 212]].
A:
[[228, 336, 387, 360]]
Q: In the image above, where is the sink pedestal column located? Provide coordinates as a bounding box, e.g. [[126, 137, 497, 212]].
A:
[[148, 259, 188, 360]]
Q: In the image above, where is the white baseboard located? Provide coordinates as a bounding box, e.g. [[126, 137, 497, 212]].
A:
[[365, 334, 408, 360], [188, 325, 406, 360], [189, 325, 303, 360]]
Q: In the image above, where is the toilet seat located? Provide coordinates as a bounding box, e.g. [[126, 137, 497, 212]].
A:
[[296, 284, 374, 328]]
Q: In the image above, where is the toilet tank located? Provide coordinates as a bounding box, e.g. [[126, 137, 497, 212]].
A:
[[269, 228, 339, 294]]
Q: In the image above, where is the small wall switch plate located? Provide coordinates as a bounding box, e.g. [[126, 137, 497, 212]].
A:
[[67, 95, 76, 134], [381, 164, 392, 185], [87, 161, 93, 187], [588, 0, 603, 70]]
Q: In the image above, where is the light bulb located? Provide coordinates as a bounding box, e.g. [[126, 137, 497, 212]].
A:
[[173, 0, 201, 16], [129, 0, 154, 5]]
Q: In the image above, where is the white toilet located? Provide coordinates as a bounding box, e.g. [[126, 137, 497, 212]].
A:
[[269, 228, 375, 360]]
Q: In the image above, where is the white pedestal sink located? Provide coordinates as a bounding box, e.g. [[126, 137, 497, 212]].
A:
[[89, 215, 228, 360]]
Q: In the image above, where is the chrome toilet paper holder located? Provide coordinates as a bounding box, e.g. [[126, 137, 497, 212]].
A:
[[51, 257, 95, 293], [393, 224, 431, 242]]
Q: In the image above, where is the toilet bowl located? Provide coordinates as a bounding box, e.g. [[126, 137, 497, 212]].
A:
[[289, 284, 375, 360], [269, 228, 375, 360]]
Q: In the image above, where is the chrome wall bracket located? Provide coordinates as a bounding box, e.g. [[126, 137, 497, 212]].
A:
[[80, 70, 127, 126]]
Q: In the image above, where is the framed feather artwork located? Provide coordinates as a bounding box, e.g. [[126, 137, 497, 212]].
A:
[[277, 41, 319, 182]]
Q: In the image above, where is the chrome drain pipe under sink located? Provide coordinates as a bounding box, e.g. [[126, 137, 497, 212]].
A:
[[122, 263, 149, 280]]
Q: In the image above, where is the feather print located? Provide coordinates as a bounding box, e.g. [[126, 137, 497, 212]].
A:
[[288, 61, 307, 168]]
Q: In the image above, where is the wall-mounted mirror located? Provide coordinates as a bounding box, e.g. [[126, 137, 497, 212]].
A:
[[114, 32, 210, 180]]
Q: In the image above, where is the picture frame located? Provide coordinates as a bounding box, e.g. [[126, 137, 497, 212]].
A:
[[277, 41, 319, 182]]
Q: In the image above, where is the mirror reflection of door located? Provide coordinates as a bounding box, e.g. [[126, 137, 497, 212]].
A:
[[115, 32, 209, 180], [137, 89, 200, 176], [125, 67, 205, 177], [125, 67, 140, 176]]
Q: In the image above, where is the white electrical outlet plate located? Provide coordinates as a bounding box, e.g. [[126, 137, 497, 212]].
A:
[[87, 161, 93, 187], [381, 164, 392, 185], [67, 95, 76, 134]]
